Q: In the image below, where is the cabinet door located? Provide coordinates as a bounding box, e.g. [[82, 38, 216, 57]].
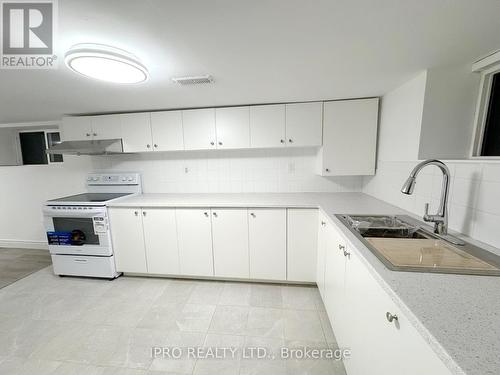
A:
[[176, 209, 214, 277], [287, 209, 318, 282], [249, 104, 286, 148], [344, 250, 451, 375], [182, 108, 216, 150], [285, 102, 323, 147], [215, 106, 250, 149], [319, 98, 378, 176], [61, 116, 92, 141], [142, 208, 180, 275], [323, 224, 347, 344], [248, 208, 286, 280], [108, 208, 147, 273], [316, 213, 328, 298], [150, 111, 184, 151], [120, 113, 153, 152], [91, 115, 122, 140], [211, 208, 249, 278]]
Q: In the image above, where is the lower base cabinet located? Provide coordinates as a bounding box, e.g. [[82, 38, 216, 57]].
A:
[[320, 220, 452, 375], [108, 208, 148, 273], [109, 206, 318, 283], [176, 209, 214, 277], [211, 208, 249, 278], [142, 208, 179, 275], [248, 208, 287, 280]]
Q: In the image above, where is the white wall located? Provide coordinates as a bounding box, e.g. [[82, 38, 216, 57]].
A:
[[95, 148, 363, 194], [376, 71, 427, 162], [363, 71, 500, 249], [419, 65, 480, 159], [0, 155, 97, 248], [0, 128, 20, 166]]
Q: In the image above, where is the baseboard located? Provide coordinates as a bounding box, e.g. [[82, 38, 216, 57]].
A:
[[0, 239, 48, 250]]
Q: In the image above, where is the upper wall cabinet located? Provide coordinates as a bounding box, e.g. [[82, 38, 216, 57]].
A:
[[182, 108, 217, 151], [120, 113, 153, 153], [62, 116, 93, 141], [91, 115, 122, 141], [62, 115, 121, 141], [317, 98, 379, 176], [250, 104, 286, 148], [285, 102, 323, 147], [215, 106, 250, 149], [150, 111, 184, 152]]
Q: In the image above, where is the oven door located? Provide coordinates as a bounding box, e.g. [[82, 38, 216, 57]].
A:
[[43, 206, 112, 256]]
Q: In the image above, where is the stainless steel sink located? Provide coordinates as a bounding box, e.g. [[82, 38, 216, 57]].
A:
[[337, 214, 500, 276]]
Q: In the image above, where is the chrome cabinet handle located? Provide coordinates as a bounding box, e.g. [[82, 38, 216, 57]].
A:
[[338, 244, 345, 251], [212, 212, 217, 217], [288, 139, 293, 143], [134, 211, 139, 216], [386, 312, 398, 323], [143, 211, 147, 216], [321, 221, 326, 226], [343, 250, 351, 258], [147, 144, 151, 148], [154, 144, 158, 148], [204, 212, 209, 217], [210, 141, 215, 146], [250, 213, 256, 218], [325, 168, 330, 173], [86, 133, 91, 137], [280, 139, 285, 144], [93, 133, 97, 136]]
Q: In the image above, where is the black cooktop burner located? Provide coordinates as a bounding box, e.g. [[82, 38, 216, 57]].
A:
[[49, 193, 131, 203]]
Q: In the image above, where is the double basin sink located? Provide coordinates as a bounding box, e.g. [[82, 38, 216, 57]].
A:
[[337, 215, 500, 276]]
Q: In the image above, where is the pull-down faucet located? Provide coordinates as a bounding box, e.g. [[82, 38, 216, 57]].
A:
[[401, 159, 450, 235]]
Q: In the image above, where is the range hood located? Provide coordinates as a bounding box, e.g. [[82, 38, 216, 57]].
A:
[[46, 139, 124, 156]]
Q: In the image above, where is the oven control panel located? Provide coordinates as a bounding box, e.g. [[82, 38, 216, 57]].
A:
[[87, 173, 140, 186]]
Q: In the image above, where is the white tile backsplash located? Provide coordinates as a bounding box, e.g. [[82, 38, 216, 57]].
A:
[[94, 148, 363, 194], [363, 160, 500, 249]]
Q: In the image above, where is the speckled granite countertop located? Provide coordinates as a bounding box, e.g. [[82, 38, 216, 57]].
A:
[[108, 192, 500, 375]]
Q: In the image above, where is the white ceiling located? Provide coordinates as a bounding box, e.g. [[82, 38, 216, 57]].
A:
[[1, 0, 500, 123]]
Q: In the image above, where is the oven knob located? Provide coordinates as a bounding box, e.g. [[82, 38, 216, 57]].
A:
[[128, 177, 133, 181], [122, 177, 127, 181]]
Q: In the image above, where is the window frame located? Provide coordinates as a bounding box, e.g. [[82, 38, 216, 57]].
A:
[[471, 63, 500, 158], [16, 128, 64, 165]]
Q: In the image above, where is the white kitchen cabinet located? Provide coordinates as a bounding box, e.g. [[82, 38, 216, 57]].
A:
[[285, 102, 323, 147], [108, 208, 148, 273], [142, 208, 180, 275], [343, 249, 451, 375], [61, 116, 93, 141], [249, 104, 286, 148], [176, 209, 214, 277], [91, 115, 122, 140], [120, 113, 153, 153], [287, 209, 318, 282], [316, 212, 328, 298], [182, 108, 217, 150], [317, 98, 379, 176], [248, 208, 287, 280], [323, 222, 348, 343], [150, 111, 184, 151], [215, 106, 250, 149], [211, 208, 249, 278]]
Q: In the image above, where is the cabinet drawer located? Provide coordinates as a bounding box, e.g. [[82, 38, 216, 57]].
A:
[[51, 254, 118, 278]]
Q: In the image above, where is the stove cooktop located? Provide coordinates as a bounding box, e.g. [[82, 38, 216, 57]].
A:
[[48, 192, 132, 204]]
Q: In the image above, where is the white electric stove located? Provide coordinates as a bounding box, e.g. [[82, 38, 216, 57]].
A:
[[43, 172, 141, 279]]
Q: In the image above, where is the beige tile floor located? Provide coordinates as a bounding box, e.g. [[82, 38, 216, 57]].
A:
[[0, 248, 52, 289], [0, 265, 347, 375]]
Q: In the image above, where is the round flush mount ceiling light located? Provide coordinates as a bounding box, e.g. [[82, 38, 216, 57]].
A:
[[65, 43, 149, 84]]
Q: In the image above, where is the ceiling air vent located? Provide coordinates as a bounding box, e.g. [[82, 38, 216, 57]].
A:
[[172, 75, 214, 85]]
